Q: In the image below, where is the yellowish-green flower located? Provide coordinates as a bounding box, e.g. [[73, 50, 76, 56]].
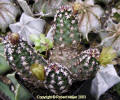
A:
[[98, 47, 117, 66], [30, 63, 45, 81]]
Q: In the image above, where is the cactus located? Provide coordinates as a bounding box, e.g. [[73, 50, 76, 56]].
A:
[[4, 33, 47, 88], [50, 5, 82, 70], [53, 5, 81, 47], [69, 48, 100, 80], [50, 6, 100, 81], [44, 63, 72, 94], [4, 33, 73, 95]]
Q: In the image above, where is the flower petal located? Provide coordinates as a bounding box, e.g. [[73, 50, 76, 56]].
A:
[[85, 0, 94, 5], [78, 13, 91, 40], [90, 6, 104, 18], [89, 12, 101, 31]]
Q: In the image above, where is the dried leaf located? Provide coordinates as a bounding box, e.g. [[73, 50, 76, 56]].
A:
[[73, 0, 104, 40], [9, 13, 46, 44], [91, 64, 120, 100], [33, 0, 68, 17], [0, 0, 20, 32], [17, 0, 33, 16], [99, 21, 120, 56]]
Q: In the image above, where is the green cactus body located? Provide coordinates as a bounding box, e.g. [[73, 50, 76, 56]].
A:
[[50, 5, 82, 69], [44, 63, 72, 94], [69, 48, 100, 80], [53, 5, 81, 47], [4, 33, 47, 87]]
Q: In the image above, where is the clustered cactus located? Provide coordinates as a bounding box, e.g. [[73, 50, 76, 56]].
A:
[[2, 0, 119, 98], [3, 4, 102, 94], [50, 5, 100, 81], [4, 33, 73, 94]]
